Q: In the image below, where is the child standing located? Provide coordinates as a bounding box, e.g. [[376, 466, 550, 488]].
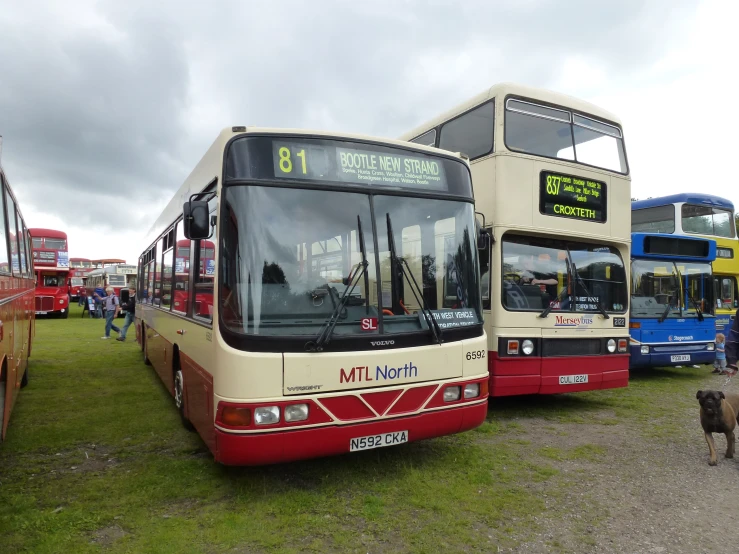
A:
[[712, 333, 727, 374]]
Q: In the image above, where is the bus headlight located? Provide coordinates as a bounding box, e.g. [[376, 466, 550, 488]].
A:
[[641, 345, 649, 355], [444, 386, 461, 402], [521, 340, 534, 355], [463, 383, 480, 399], [254, 406, 280, 425], [284, 404, 309, 422], [607, 339, 616, 353], [707, 343, 715, 351], [59, 298, 65, 304]]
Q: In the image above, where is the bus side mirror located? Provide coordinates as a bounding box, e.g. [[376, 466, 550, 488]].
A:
[[183, 200, 210, 239], [477, 228, 490, 251]]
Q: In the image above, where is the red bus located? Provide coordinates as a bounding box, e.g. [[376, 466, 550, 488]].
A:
[[29, 228, 70, 318], [69, 257, 93, 301], [0, 145, 35, 442], [173, 239, 215, 317]]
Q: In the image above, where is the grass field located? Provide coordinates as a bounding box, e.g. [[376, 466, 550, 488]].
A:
[[0, 305, 711, 553]]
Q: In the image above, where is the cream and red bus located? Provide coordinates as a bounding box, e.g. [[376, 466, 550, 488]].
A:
[[29, 228, 70, 318], [401, 83, 631, 396], [69, 257, 93, 301], [135, 127, 489, 465], [0, 141, 35, 441]]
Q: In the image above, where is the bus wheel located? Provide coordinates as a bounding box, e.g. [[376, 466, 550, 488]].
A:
[[20, 366, 29, 388], [61, 309, 69, 319], [174, 367, 195, 432]]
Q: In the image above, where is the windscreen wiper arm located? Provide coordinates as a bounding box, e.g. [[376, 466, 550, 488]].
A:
[[540, 259, 571, 318], [570, 258, 610, 319], [305, 259, 368, 352], [357, 215, 370, 314], [386, 213, 443, 345], [677, 269, 704, 322], [657, 302, 671, 324]]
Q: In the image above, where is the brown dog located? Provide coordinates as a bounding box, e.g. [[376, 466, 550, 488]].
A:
[[696, 390, 739, 465]]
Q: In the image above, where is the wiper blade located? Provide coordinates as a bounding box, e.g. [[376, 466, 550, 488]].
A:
[[305, 259, 368, 352], [657, 303, 671, 323], [386, 213, 443, 345], [540, 258, 570, 318], [677, 268, 704, 322], [570, 259, 609, 319], [357, 215, 370, 315]]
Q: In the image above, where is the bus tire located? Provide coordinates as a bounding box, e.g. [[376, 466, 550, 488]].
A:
[[20, 366, 29, 388], [61, 309, 69, 319], [173, 362, 195, 432]]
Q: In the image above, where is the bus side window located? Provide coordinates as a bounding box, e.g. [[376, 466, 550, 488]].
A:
[[479, 228, 491, 310], [193, 195, 217, 322], [152, 238, 163, 306], [0, 177, 8, 273], [173, 220, 191, 315]]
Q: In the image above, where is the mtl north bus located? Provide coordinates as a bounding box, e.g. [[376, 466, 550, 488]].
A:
[[0, 140, 35, 442], [632, 193, 738, 336], [29, 228, 70, 318], [629, 233, 716, 369], [136, 127, 489, 465], [401, 83, 631, 396]]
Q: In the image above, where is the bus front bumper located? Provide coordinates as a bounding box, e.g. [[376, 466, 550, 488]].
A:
[[214, 400, 487, 466], [629, 345, 716, 369], [488, 353, 629, 397]]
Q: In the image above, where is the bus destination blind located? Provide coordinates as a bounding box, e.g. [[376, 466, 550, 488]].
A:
[[271, 140, 447, 190], [539, 171, 607, 223]]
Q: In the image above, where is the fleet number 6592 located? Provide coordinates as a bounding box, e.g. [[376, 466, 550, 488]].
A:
[[466, 350, 486, 360]]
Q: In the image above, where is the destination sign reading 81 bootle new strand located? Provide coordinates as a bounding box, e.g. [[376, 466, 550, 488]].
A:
[[272, 140, 447, 190], [539, 170, 607, 223]]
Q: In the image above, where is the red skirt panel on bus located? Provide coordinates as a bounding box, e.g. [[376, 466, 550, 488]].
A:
[[214, 401, 487, 466], [180, 351, 215, 453], [145, 326, 175, 394], [488, 352, 629, 397]]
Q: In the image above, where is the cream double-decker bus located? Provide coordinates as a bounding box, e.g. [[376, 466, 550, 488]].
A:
[[401, 83, 631, 396], [136, 127, 489, 465]]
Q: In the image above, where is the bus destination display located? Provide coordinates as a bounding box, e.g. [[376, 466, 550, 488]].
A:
[[272, 140, 447, 190], [539, 171, 607, 223]]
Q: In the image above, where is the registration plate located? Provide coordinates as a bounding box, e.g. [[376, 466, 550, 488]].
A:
[[559, 374, 588, 385], [671, 355, 690, 362], [36, 311, 47, 315], [350, 431, 408, 452]]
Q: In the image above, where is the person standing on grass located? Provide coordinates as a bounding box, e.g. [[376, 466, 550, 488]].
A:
[[727, 307, 739, 373], [117, 285, 136, 342], [95, 286, 121, 339]]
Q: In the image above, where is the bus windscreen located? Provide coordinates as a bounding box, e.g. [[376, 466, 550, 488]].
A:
[[225, 136, 473, 197]]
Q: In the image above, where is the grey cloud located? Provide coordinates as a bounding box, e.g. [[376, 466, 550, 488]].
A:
[[1, 0, 700, 237]]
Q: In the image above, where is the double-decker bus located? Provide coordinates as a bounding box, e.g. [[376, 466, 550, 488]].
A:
[[632, 194, 738, 336], [0, 140, 35, 442], [29, 228, 70, 318], [629, 233, 717, 368], [68, 257, 93, 301], [135, 127, 489, 465], [401, 83, 631, 396]]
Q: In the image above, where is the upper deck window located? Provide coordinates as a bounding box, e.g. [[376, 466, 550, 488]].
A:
[[438, 102, 495, 160], [32, 237, 43, 249], [505, 98, 628, 174], [631, 205, 675, 234], [681, 204, 736, 238], [44, 238, 67, 250]]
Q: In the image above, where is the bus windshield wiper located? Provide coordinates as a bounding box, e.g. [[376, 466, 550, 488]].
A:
[[386, 213, 443, 345], [540, 259, 570, 318], [305, 222, 369, 352], [570, 258, 610, 320], [658, 302, 672, 323], [357, 215, 370, 314]]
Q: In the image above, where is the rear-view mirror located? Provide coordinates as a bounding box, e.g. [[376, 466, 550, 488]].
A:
[[183, 200, 210, 240]]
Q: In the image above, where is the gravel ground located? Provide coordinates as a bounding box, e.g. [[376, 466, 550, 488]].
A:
[[492, 372, 739, 553]]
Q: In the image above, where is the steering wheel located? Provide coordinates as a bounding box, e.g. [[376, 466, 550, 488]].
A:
[[504, 273, 523, 285]]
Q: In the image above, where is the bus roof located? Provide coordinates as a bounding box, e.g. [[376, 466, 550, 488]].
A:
[[92, 258, 126, 265], [28, 228, 67, 240], [631, 232, 717, 262], [143, 127, 469, 251], [400, 82, 623, 143], [70, 257, 91, 262], [632, 193, 735, 211], [87, 264, 137, 276]]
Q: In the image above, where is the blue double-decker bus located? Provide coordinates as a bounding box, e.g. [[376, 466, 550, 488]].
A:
[[629, 233, 717, 369]]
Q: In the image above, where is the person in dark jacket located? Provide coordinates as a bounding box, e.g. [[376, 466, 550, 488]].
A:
[[94, 285, 105, 318], [727, 308, 739, 373], [117, 285, 137, 342]]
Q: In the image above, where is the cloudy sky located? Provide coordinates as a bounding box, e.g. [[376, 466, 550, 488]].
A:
[[1, 0, 736, 264]]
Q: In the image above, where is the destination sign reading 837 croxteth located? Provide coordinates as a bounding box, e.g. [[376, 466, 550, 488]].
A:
[[539, 170, 607, 223]]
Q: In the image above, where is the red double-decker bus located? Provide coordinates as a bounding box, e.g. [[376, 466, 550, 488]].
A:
[[1, 142, 35, 442], [29, 228, 70, 318], [69, 257, 93, 301]]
